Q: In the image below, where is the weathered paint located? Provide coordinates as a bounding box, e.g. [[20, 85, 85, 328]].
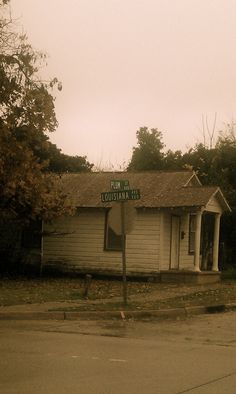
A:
[[43, 208, 161, 275], [40, 189, 228, 276], [126, 209, 160, 273], [160, 211, 172, 270], [206, 194, 223, 214]]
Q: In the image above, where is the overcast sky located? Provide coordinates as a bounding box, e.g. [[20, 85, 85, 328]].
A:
[[11, 0, 236, 169]]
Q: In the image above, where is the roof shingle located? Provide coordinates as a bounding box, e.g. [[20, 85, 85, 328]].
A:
[[58, 171, 229, 211]]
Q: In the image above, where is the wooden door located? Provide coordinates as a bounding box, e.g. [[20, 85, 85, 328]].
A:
[[170, 216, 180, 269]]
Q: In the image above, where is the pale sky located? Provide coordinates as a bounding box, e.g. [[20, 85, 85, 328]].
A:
[[11, 0, 236, 169]]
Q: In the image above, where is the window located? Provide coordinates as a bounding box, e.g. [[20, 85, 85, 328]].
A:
[[189, 214, 196, 254], [105, 211, 123, 251]]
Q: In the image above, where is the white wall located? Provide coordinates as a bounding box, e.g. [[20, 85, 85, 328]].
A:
[[206, 195, 223, 214], [126, 209, 160, 273], [43, 208, 161, 275], [160, 211, 171, 270]]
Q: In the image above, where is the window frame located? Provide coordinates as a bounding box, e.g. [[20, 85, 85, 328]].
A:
[[104, 210, 123, 251]]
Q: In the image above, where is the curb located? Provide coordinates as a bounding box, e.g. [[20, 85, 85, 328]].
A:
[[0, 311, 65, 320], [0, 302, 236, 321]]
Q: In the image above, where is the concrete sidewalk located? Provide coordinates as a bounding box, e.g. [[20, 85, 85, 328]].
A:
[[0, 299, 236, 321], [1, 280, 236, 321]]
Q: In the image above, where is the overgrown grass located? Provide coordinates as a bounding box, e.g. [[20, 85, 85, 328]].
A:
[[1, 274, 236, 309], [0, 277, 156, 306]]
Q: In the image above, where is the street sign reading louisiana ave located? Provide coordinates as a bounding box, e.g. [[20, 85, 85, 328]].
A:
[[101, 189, 140, 203], [101, 179, 141, 306]]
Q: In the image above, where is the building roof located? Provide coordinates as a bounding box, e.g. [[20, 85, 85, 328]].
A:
[[59, 171, 230, 212]]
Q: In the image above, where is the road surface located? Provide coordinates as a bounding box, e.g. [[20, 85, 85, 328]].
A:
[[0, 312, 236, 393]]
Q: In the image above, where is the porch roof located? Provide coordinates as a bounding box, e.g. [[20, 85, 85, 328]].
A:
[[59, 171, 230, 212]]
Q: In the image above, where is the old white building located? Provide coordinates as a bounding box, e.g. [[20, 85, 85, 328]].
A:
[[40, 171, 230, 282]]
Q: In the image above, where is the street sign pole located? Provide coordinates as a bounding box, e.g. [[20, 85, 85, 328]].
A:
[[120, 201, 127, 306], [101, 179, 141, 306]]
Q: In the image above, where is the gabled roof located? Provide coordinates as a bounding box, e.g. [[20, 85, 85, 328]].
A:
[[59, 171, 230, 212]]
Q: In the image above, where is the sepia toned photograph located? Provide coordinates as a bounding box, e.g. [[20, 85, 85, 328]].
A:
[[1, 1, 236, 393]]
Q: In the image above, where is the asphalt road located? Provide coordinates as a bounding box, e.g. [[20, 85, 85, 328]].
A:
[[0, 312, 236, 393]]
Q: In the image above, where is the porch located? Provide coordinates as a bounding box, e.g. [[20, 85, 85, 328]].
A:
[[165, 207, 224, 284], [160, 270, 221, 284]]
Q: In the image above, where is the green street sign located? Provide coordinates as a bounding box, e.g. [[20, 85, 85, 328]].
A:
[[110, 180, 130, 191], [101, 189, 141, 203]]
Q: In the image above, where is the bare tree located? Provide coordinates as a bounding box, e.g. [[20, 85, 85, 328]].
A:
[[220, 118, 236, 142], [201, 113, 217, 148]]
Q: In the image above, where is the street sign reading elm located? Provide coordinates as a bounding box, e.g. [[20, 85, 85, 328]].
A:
[[101, 189, 140, 202]]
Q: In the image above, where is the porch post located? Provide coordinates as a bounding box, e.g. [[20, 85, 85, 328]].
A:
[[194, 211, 202, 272], [212, 213, 221, 272]]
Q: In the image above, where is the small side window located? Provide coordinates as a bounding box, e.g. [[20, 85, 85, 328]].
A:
[[189, 214, 196, 254], [104, 211, 123, 251]]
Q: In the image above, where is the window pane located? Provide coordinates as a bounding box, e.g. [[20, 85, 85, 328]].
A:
[[105, 210, 123, 250], [107, 226, 123, 250]]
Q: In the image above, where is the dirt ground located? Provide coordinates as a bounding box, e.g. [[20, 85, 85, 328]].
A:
[[1, 275, 236, 311]]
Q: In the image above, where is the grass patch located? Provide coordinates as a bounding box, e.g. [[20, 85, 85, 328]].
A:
[[1, 276, 236, 310], [0, 277, 156, 306]]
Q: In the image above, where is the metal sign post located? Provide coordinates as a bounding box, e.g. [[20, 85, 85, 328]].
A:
[[101, 180, 141, 306], [120, 201, 127, 305]]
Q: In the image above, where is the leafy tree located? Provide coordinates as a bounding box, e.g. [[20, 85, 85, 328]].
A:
[[181, 133, 236, 266], [0, 123, 73, 221], [0, 1, 72, 221], [214, 134, 236, 208], [127, 127, 165, 171], [128, 127, 185, 172], [181, 137, 236, 210], [213, 134, 236, 265], [181, 144, 218, 185], [163, 149, 183, 170], [39, 141, 93, 173], [49, 152, 93, 173], [0, 13, 59, 132]]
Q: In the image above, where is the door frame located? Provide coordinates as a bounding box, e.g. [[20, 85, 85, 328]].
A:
[[170, 215, 180, 269]]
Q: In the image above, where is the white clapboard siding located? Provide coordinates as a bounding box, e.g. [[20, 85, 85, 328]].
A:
[[206, 195, 223, 214], [126, 209, 160, 273], [160, 212, 171, 270], [43, 208, 161, 275], [43, 211, 107, 270]]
